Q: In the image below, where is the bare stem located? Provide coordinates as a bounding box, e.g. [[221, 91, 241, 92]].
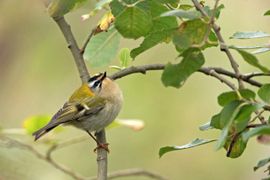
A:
[[0, 136, 87, 180], [110, 64, 262, 88], [191, 0, 245, 89], [52, 16, 108, 179], [53, 16, 90, 82], [89, 168, 168, 180]]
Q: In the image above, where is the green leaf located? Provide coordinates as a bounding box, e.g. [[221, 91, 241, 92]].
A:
[[161, 9, 201, 20], [254, 157, 270, 171], [172, 19, 217, 52], [161, 48, 204, 88], [242, 125, 270, 142], [230, 31, 270, 39], [210, 113, 222, 129], [218, 89, 256, 106], [225, 134, 247, 158], [159, 138, 216, 158], [234, 103, 262, 132], [114, 5, 153, 39], [264, 10, 270, 16], [130, 1, 178, 58], [258, 84, 270, 104], [252, 48, 270, 54], [23, 115, 51, 134], [84, 27, 121, 67], [48, 0, 87, 17], [118, 48, 132, 68], [199, 121, 212, 131], [107, 119, 144, 131], [234, 49, 270, 73], [216, 101, 245, 150]]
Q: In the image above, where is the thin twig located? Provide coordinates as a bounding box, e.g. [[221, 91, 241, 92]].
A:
[[192, 0, 245, 89], [53, 16, 108, 179], [244, 72, 270, 80], [80, 27, 104, 55], [110, 64, 262, 88], [0, 136, 87, 180], [47, 136, 89, 158], [53, 16, 90, 82], [89, 168, 168, 180]]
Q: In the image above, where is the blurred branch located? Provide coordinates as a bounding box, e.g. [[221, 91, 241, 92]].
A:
[[52, 16, 90, 82], [192, 0, 245, 89], [89, 168, 168, 180], [52, 16, 108, 179], [0, 136, 87, 180], [46, 136, 88, 158], [244, 72, 270, 79], [110, 64, 262, 88]]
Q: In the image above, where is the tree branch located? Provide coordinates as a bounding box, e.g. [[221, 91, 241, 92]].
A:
[[53, 16, 90, 83], [191, 0, 245, 89], [52, 16, 108, 179], [89, 168, 168, 180], [0, 136, 87, 180], [110, 64, 262, 88]]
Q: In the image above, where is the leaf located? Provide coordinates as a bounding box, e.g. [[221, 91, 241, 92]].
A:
[[233, 49, 270, 73], [234, 103, 262, 132], [84, 27, 121, 67], [114, 5, 153, 39], [107, 119, 144, 131], [255, 157, 270, 171], [252, 48, 270, 54], [216, 101, 245, 150], [172, 19, 217, 52], [161, 48, 205, 88], [118, 48, 132, 68], [258, 84, 270, 104], [130, 1, 178, 58], [48, 0, 87, 17], [23, 115, 51, 135], [218, 89, 256, 106], [225, 134, 247, 158], [242, 125, 270, 142], [159, 138, 216, 158], [264, 10, 270, 16], [230, 31, 270, 39], [98, 12, 115, 31], [199, 121, 212, 131], [210, 113, 222, 129], [161, 9, 201, 20]]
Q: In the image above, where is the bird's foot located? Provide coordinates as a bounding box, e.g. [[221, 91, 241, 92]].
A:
[[94, 143, 110, 153]]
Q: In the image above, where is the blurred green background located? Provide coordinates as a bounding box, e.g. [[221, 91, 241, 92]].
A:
[[1, 0, 270, 179]]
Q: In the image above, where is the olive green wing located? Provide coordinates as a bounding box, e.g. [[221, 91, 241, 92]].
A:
[[32, 96, 106, 140]]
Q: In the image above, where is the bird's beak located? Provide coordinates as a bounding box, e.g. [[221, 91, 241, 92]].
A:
[[100, 72, 106, 81]]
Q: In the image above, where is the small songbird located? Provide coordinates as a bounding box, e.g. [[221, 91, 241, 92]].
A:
[[32, 72, 123, 150]]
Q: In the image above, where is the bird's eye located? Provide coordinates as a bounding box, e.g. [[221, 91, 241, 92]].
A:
[[93, 80, 100, 88]]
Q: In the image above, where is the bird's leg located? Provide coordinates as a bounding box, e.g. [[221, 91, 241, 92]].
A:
[[86, 130, 109, 152]]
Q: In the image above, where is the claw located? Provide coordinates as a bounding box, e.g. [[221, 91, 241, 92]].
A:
[[94, 143, 110, 153]]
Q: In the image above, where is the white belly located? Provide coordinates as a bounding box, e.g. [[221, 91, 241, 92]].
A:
[[70, 101, 122, 132]]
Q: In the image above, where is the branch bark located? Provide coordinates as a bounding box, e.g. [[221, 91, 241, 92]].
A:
[[53, 16, 108, 180], [191, 0, 245, 89], [110, 64, 262, 88]]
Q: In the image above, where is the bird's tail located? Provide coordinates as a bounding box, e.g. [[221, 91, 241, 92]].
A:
[[32, 123, 58, 141]]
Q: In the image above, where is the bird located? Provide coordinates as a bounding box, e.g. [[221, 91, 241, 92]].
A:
[[32, 72, 123, 151]]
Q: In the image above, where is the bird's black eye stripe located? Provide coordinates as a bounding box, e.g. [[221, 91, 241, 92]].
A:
[[93, 80, 100, 88], [89, 73, 102, 82]]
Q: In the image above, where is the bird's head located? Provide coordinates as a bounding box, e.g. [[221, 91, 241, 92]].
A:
[[88, 72, 107, 93]]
